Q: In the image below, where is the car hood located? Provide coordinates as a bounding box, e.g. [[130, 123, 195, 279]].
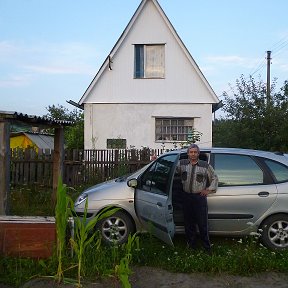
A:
[[76, 162, 151, 204], [83, 179, 119, 194], [82, 176, 135, 201]]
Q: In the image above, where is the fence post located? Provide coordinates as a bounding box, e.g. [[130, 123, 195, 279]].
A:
[[52, 127, 64, 205], [0, 120, 10, 215]]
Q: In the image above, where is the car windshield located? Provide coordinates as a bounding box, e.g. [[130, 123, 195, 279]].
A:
[[115, 162, 155, 182], [115, 173, 133, 182]]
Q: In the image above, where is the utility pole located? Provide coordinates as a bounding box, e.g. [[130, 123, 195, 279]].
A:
[[266, 50, 272, 106], [266, 51, 272, 149]]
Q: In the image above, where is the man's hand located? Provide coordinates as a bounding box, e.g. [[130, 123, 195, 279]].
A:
[[200, 189, 210, 196]]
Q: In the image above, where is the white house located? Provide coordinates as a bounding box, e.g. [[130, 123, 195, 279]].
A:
[[78, 0, 219, 150]]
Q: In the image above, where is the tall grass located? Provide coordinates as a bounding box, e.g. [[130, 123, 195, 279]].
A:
[[4, 185, 288, 287], [1, 233, 288, 287], [10, 185, 55, 216], [10, 185, 81, 216], [114, 233, 140, 288]]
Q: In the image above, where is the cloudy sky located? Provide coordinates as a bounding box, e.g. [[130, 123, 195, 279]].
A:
[[1, 0, 288, 116]]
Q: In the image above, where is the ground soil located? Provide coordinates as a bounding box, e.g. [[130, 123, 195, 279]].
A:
[[1, 266, 288, 288]]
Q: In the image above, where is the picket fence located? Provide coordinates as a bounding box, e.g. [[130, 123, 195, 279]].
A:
[[10, 148, 165, 187]]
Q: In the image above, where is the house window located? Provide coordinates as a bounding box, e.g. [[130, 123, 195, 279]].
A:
[[134, 44, 165, 78], [107, 139, 126, 149], [155, 118, 194, 142]]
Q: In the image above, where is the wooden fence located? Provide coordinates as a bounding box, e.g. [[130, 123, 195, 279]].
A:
[[10, 148, 165, 187]]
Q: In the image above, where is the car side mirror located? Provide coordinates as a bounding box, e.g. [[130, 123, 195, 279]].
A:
[[127, 178, 138, 188]]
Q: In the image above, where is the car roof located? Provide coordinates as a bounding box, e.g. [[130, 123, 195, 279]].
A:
[[163, 147, 288, 164]]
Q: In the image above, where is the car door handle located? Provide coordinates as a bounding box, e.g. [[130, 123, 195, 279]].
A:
[[156, 202, 163, 207], [258, 191, 269, 197]]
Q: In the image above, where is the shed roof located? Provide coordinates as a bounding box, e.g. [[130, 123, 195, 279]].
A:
[[10, 132, 54, 150], [0, 111, 73, 127], [0, 110, 70, 215]]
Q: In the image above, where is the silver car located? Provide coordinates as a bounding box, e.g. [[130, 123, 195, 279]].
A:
[[74, 148, 288, 250]]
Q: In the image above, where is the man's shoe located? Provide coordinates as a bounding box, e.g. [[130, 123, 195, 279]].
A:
[[204, 248, 212, 255], [186, 242, 197, 251]]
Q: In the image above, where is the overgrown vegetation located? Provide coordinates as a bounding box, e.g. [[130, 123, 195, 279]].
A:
[[1, 233, 288, 287], [5, 181, 139, 287], [44, 104, 84, 149], [9, 185, 81, 216], [213, 76, 288, 151], [6, 181, 288, 287]]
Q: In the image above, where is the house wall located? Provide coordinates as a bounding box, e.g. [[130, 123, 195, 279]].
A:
[[83, 1, 215, 105], [82, 0, 218, 150], [84, 103, 213, 150]]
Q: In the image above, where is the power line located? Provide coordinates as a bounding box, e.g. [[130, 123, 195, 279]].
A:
[[249, 52, 266, 76], [269, 34, 288, 52], [216, 34, 288, 99], [272, 40, 288, 58], [267, 34, 288, 60]]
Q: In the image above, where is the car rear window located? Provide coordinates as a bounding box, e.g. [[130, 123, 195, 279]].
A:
[[264, 159, 288, 183], [214, 154, 264, 186]]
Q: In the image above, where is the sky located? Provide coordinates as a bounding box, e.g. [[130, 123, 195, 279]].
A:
[[1, 0, 288, 117]]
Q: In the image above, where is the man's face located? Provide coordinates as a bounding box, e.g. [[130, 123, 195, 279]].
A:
[[188, 147, 199, 162]]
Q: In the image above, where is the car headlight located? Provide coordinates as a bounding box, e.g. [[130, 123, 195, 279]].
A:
[[75, 193, 88, 206]]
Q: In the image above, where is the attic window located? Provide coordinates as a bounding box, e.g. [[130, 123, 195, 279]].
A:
[[134, 44, 165, 78]]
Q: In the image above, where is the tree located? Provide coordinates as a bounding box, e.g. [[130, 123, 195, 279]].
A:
[[213, 75, 288, 151], [187, 128, 203, 144], [45, 104, 84, 149], [213, 119, 241, 148]]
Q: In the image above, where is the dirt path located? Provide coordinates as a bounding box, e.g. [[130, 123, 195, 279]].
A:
[[1, 267, 285, 288]]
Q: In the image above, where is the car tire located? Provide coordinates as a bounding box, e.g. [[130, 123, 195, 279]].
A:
[[96, 210, 135, 245], [260, 214, 288, 250]]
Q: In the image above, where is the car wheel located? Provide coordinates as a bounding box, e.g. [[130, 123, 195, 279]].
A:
[[96, 211, 135, 245], [260, 214, 288, 250]]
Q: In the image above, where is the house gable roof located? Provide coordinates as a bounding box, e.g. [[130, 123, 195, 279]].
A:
[[79, 0, 219, 105]]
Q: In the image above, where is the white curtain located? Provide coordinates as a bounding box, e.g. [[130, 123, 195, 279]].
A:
[[145, 45, 165, 78]]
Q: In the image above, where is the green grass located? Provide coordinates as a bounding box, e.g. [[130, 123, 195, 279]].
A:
[[9, 185, 82, 216], [4, 185, 288, 286], [1, 234, 288, 287], [134, 234, 288, 276]]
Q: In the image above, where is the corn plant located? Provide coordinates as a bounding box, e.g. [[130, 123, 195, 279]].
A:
[[55, 177, 73, 283], [70, 202, 120, 287]]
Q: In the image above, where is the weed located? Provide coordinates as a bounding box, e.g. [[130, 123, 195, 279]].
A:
[[5, 185, 288, 287], [114, 233, 140, 288]]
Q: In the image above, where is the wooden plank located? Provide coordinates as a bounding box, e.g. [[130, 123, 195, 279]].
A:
[[44, 149, 52, 186], [0, 120, 10, 215], [37, 149, 43, 185], [52, 127, 64, 204], [0, 220, 56, 259], [24, 148, 30, 183], [30, 149, 36, 183]]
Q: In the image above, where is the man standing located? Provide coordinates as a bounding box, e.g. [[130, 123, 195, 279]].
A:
[[178, 144, 218, 253]]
